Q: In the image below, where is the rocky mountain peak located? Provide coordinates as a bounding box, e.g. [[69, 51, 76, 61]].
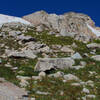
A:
[[23, 11, 100, 38]]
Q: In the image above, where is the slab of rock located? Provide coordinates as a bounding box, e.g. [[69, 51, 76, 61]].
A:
[[0, 79, 27, 100], [6, 49, 37, 59], [87, 43, 100, 48], [34, 57, 75, 72]]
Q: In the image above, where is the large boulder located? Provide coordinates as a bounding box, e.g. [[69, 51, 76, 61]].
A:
[[34, 57, 75, 72]]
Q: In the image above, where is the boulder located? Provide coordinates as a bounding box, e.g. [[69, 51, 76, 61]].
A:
[[63, 74, 79, 81], [87, 43, 100, 48], [82, 88, 90, 94], [17, 34, 36, 42], [6, 49, 37, 59], [80, 61, 87, 66], [16, 76, 30, 87], [71, 52, 82, 59], [61, 46, 75, 54], [34, 57, 75, 72], [38, 72, 46, 78], [9, 31, 22, 37], [91, 55, 100, 61], [48, 71, 64, 78]]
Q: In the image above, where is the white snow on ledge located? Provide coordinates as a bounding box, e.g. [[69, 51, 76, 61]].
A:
[[0, 14, 31, 27], [87, 24, 100, 37]]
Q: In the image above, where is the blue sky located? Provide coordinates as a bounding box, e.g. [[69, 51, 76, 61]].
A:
[[0, 0, 100, 26]]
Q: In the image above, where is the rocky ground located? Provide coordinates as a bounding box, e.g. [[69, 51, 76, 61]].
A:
[[0, 11, 100, 100]]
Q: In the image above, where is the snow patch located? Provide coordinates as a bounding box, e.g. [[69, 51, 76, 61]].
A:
[[87, 24, 100, 37], [0, 14, 31, 27]]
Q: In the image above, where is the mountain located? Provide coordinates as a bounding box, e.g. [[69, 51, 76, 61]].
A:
[[0, 11, 100, 99], [23, 11, 100, 37]]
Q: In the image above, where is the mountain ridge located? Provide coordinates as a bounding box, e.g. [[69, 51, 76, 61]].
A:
[[22, 11, 100, 37]]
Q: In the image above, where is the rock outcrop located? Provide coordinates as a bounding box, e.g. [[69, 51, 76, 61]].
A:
[[23, 11, 100, 38]]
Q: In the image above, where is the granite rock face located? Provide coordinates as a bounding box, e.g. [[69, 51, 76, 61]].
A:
[[23, 11, 98, 40]]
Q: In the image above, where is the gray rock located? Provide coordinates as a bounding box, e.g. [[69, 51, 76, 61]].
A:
[[71, 52, 82, 59], [16, 76, 30, 87], [48, 31, 56, 35], [75, 34, 92, 43], [82, 88, 90, 94], [86, 80, 94, 87], [34, 57, 75, 72], [61, 46, 75, 54], [80, 61, 86, 66], [32, 76, 41, 80], [71, 83, 81, 86], [63, 74, 79, 81], [30, 98, 35, 100], [36, 91, 50, 95], [48, 71, 64, 78], [9, 31, 21, 37], [51, 45, 62, 50], [71, 65, 85, 70], [72, 43, 77, 48], [60, 29, 77, 37], [17, 34, 36, 42], [39, 46, 51, 53], [25, 42, 51, 53], [86, 95, 96, 99], [38, 72, 46, 77], [91, 55, 100, 61], [36, 25, 44, 32], [0, 59, 2, 64], [0, 78, 6, 82], [6, 49, 37, 59], [87, 43, 100, 48]]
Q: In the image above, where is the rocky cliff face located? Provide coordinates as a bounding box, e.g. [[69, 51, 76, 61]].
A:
[[23, 11, 99, 38]]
